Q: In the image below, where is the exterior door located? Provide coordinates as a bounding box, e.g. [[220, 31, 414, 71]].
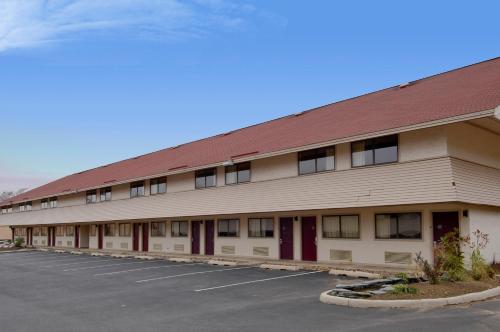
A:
[[142, 223, 149, 252], [279, 217, 294, 260], [74, 225, 80, 248], [47, 227, 51, 246], [301, 216, 317, 261], [98, 225, 103, 249], [27, 227, 33, 246], [433, 212, 459, 244], [205, 220, 214, 255], [132, 224, 140, 251], [49, 227, 56, 247], [191, 221, 201, 254]]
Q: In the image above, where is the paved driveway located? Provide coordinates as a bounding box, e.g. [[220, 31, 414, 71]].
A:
[[0, 250, 499, 331]]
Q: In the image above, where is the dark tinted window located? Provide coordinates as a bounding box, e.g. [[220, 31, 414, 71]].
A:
[[299, 147, 335, 175], [195, 168, 216, 189], [130, 181, 145, 197], [352, 135, 398, 167], [375, 213, 421, 239], [150, 177, 167, 195], [225, 162, 251, 184]]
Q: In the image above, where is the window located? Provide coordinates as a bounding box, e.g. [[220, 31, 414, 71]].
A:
[[86, 190, 97, 204], [66, 225, 75, 236], [352, 135, 398, 167], [119, 223, 131, 237], [49, 197, 58, 208], [100, 187, 112, 201], [195, 168, 216, 189], [225, 162, 251, 185], [130, 181, 145, 198], [104, 224, 115, 236], [41, 227, 48, 236], [90, 225, 96, 237], [41, 199, 49, 209], [218, 219, 239, 237], [322, 215, 360, 239], [1, 206, 12, 214], [150, 177, 167, 195], [171, 221, 187, 237], [55, 226, 64, 236], [299, 146, 335, 175], [33, 227, 41, 236], [151, 222, 166, 237], [375, 213, 422, 239], [248, 218, 274, 237], [19, 202, 32, 212], [15, 228, 26, 236]]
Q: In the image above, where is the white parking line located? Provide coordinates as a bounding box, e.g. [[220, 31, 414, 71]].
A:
[[136, 266, 254, 283], [0, 252, 60, 259], [1, 257, 77, 264], [42, 258, 118, 268], [194, 271, 323, 292], [63, 260, 155, 272], [94, 263, 203, 276]]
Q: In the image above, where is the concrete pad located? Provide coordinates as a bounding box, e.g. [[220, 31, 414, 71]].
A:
[[207, 260, 238, 266], [111, 254, 132, 259], [54, 250, 67, 254], [169, 257, 193, 263], [135, 255, 155, 260], [91, 252, 105, 257], [70, 251, 83, 255], [260, 264, 300, 271], [329, 269, 381, 279]]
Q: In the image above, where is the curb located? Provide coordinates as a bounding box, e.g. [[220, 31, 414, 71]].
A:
[[135, 255, 156, 260], [260, 264, 300, 271], [169, 257, 193, 263], [329, 269, 381, 279], [208, 260, 237, 266], [319, 286, 500, 308]]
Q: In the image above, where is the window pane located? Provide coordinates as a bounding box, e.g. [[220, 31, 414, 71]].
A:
[[398, 213, 421, 239], [218, 220, 228, 236], [225, 166, 237, 184], [323, 216, 340, 238], [195, 177, 206, 189], [248, 219, 260, 237], [228, 220, 239, 236], [352, 141, 373, 167], [179, 222, 188, 236], [158, 182, 166, 194], [340, 215, 359, 238], [375, 214, 391, 239], [238, 169, 250, 183], [374, 135, 398, 164], [262, 218, 274, 237], [205, 175, 216, 187], [150, 183, 158, 195], [299, 159, 316, 174], [137, 186, 144, 196]]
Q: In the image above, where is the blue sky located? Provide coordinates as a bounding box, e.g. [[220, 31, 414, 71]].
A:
[[0, 0, 499, 191]]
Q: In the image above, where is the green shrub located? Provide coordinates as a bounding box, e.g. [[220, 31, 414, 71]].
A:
[[14, 237, 25, 248], [440, 231, 466, 282], [395, 272, 409, 284], [467, 230, 494, 280], [392, 284, 418, 295], [415, 251, 442, 284]]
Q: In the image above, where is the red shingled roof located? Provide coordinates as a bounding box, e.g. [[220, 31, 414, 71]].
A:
[[3, 57, 500, 205]]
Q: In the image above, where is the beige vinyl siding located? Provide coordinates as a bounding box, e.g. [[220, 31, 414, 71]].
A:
[[0, 226, 10, 240], [0, 157, 457, 226]]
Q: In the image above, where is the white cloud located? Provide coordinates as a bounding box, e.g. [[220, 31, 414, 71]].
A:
[[0, 0, 256, 52]]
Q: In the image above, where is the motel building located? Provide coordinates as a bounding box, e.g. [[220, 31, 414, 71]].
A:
[[1, 58, 500, 269]]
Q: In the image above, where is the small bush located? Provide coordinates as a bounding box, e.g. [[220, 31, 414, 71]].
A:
[[395, 272, 409, 284], [392, 284, 418, 295], [415, 251, 441, 284], [440, 231, 466, 282], [467, 230, 495, 280], [14, 237, 25, 248]]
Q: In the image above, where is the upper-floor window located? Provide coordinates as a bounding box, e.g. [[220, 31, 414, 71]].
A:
[[49, 197, 58, 208], [130, 181, 145, 198], [248, 218, 274, 238], [218, 219, 239, 237], [171, 221, 188, 237], [225, 162, 250, 185], [375, 212, 421, 239], [19, 202, 32, 212], [151, 222, 166, 237], [100, 187, 112, 202], [299, 146, 335, 175], [195, 168, 216, 189], [41, 199, 49, 209], [150, 177, 167, 195], [1, 206, 13, 214], [86, 190, 97, 204], [352, 134, 398, 167], [322, 215, 360, 239]]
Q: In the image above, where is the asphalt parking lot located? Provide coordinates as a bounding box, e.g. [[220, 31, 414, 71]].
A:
[[0, 251, 499, 332]]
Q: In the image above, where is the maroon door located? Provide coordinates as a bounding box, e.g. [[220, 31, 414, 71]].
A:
[[50, 227, 56, 247], [301, 216, 317, 261], [47, 228, 51, 246], [279, 217, 294, 260], [132, 224, 140, 251], [205, 220, 214, 255], [98, 225, 104, 249], [191, 221, 201, 254], [27, 228, 33, 246], [142, 223, 149, 252], [74, 226, 80, 248], [433, 212, 459, 244]]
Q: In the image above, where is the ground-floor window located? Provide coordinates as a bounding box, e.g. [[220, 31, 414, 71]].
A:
[[104, 224, 115, 237], [218, 219, 239, 237], [375, 213, 422, 239], [66, 225, 75, 236], [151, 222, 166, 237], [14, 228, 26, 236], [119, 223, 131, 237], [171, 221, 187, 237], [322, 215, 360, 239], [248, 218, 274, 237], [55, 226, 64, 236], [33, 227, 41, 236], [41, 227, 48, 236]]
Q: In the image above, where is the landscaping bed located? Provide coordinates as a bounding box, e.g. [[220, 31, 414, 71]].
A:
[[369, 279, 500, 300]]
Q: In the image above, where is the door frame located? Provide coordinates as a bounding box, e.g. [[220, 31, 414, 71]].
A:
[[191, 221, 201, 255], [279, 217, 294, 260]]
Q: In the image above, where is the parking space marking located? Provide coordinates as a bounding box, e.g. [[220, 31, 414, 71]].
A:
[[43, 258, 118, 268], [63, 260, 157, 272], [20, 257, 96, 265], [93, 263, 204, 276], [136, 266, 254, 283], [194, 271, 323, 292], [0, 252, 61, 260]]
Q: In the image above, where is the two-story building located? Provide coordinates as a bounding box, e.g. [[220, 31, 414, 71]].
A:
[[1, 58, 499, 268]]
